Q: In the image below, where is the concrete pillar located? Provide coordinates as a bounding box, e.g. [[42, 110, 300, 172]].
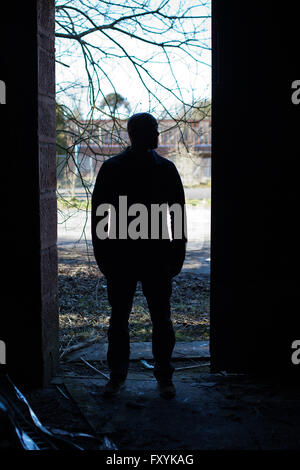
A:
[[0, 0, 58, 387]]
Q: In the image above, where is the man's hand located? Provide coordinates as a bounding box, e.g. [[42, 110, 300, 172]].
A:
[[167, 240, 186, 277]]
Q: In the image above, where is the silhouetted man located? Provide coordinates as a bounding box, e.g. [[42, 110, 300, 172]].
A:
[[91, 113, 187, 398]]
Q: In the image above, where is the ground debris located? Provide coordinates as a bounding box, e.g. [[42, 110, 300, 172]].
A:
[[58, 247, 210, 350]]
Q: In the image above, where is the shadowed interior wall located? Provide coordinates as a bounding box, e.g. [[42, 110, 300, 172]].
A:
[[211, 1, 300, 378], [0, 0, 58, 387]]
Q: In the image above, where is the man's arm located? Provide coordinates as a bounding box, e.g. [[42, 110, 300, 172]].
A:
[[167, 162, 187, 277], [91, 161, 111, 276]]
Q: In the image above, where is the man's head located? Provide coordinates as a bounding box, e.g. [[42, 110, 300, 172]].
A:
[[127, 113, 159, 150]]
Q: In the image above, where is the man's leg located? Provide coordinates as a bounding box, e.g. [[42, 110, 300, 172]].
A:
[[106, 274, 137, 382], [141, 274, 175, 382]]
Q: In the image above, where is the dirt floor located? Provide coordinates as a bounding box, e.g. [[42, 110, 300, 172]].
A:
[[23, 360, 300, 451]]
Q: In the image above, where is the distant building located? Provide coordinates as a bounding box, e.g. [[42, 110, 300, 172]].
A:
[[58, 118, 211, 188]]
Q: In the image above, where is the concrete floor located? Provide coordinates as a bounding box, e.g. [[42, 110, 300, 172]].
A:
[[49, 341, 300, 450], [2, 352, 300, 451], [51, 363, 300, 451]]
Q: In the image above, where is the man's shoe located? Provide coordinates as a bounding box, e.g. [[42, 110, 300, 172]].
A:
[[157, 380, 176, 399], [102, 379, 125, 398]]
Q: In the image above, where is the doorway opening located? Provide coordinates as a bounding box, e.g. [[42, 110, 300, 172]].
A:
[[55, 1, 211, 372]]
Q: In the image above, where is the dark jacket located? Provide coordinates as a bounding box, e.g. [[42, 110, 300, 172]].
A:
[[91, 147, 187, 278]]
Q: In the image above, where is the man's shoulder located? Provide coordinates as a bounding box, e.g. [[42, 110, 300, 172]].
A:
[[152, 150, 176, 169], [102, 150, 128, 168], [102, 148, 176, 171]]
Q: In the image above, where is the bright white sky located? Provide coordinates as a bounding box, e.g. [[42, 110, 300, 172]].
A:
[[55, 0, 211, 119]]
